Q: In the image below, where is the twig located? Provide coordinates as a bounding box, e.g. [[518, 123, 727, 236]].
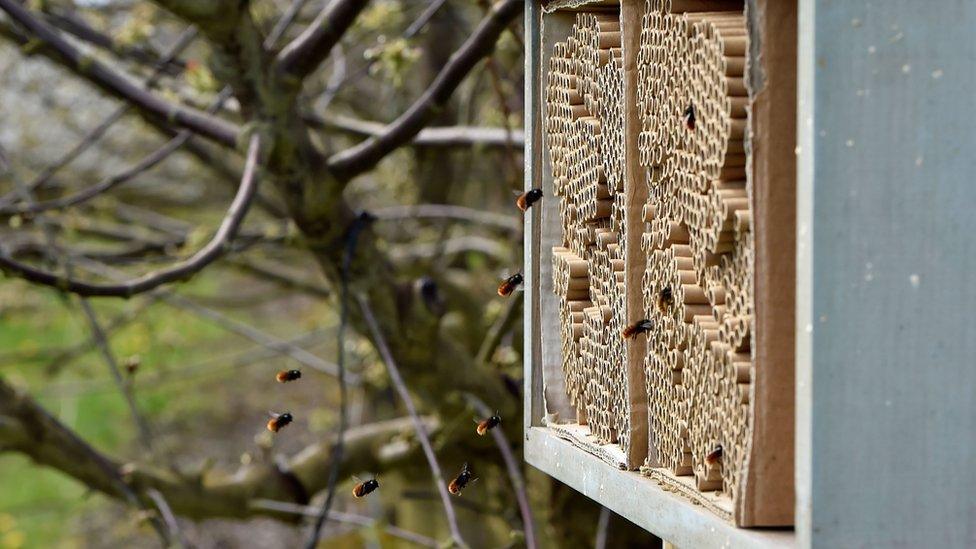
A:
[[404, 0, 451, 38], [43, 298, 155, 376], [358, 295, 468, 549], [0, 143, 170, 546], [389, 235, 511, 263], [305, 214, 369, 549], [316, 43, 346, 112], [307, 113, 524, 149], [464, 393, 536, 549], [0, 26, 198, 205], [1, 144, 154, 450], [372, 204, 519, 232], [0, 0, 239, 146], [70, 257, 345, 379], [474, 291, 523, 365], [38, 329, 331, 399], [0, 135, 263, 297], [327, 0, 523, 179], [251, 500, 438, 548], [227, 257, 331, 297], [265, 0, 311, 48], [147, 488, 191, 549], [595, 506, 611, 549], [78, 299, 154, 451]]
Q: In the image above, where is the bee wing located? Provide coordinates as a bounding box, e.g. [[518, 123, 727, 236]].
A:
[[268, 411, 280, 418]]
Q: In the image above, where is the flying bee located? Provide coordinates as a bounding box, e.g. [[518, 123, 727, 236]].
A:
[[276, 369, 302, 383], [448, 463, 476, 496], [475, 413, 501, 436], [516, 188, 543, 212], [123, 355, 140, 376], [704, 445, 723, 466], [657, 286, 674, 311], [266, 412, 294, 433], [622, 319, 654, 340], [352, 477, 380, 498], [497, 273, 523, 297], [683, 103, 696, 131]]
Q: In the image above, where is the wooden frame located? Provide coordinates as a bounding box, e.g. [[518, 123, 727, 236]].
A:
[[524, 0, 798, 541]]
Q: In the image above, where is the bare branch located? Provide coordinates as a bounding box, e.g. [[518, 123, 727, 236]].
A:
[[0, 0, 239, 146], [41, 9, 188, 75], [327, 0, 522, 179], [0, 379, 434, 521], [265, 0, 313, 49], [308, 113, 525, 149], [373, 204, 519, 232], [475, 291, 523, 365], [404, 0, 451, 38], [0, 135, 262, 297], [305, 214, 368, 549], [78, 299, 154, 451], [70, 256, 343, 378], [0, 117, 208, 215], [277, 0, 370, 80], [146, 489, 190, 549], [251, 500, 439, 547], [465, 393, 536, 549], [358, 295, 468, 549], [227, 257, 331, 298], [0, 26, 198, 206]]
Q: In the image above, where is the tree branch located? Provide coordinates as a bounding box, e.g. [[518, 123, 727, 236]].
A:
[[0, 0, 239, 147], [326, 0, 521, 179], [0, 135, 262, 297], [249, 500, 438, 547], [276, 0, 370, 81], [358, 295, 468, 549], [0, 376, 434, 521], [307, 113, 525, 149]]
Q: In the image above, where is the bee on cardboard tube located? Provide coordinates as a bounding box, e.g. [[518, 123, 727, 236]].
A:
[[266, 412, 294, 433], [497, 273, 523, 297], [448, 463, 477, 496], [657, 286, 674, 311], [276, 369, 302, 383], [705, 445, 723, 466], [352, 477, 380, 498], [622, 319, 654, 340], [516, 188, 543, 212], [475, 413, 501, 436], [683, 103, 696, 131]]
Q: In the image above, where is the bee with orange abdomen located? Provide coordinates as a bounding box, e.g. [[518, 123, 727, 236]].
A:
[[622, 319, 654, 340], [497, 273, 523, 296], [657, 286, 674, 312], [276, 369, 302, 383], [475, 413, 501, 436], [704, 445, 723, 466], [516, 188, 543, 212], [683, 103, 696, 131], [266, 412, 294, 433], [448, 463, 476, 496], [352, 477, 379, 498]]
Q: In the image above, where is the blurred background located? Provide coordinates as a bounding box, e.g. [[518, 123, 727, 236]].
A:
[[0, 0, 661, 547]]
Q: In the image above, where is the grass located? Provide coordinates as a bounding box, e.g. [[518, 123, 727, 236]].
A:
[[0, 267, 333, 547]]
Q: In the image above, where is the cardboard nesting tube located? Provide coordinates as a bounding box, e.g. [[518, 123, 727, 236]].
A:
[[681, 284, 709, 304], [726, 76, 747, 97], [599, 31, 622, 49]]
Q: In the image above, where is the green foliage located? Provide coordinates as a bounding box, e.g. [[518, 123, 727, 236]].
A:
[[364, 37, 422, 88]]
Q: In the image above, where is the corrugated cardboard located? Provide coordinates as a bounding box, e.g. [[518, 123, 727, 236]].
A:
[[738, 0, 797, 527]]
